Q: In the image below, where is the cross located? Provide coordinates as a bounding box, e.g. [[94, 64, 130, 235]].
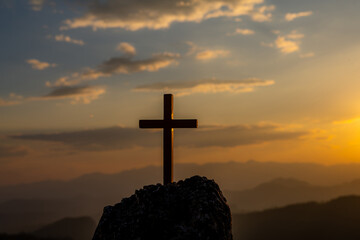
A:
[[139, 94, 198, 185]]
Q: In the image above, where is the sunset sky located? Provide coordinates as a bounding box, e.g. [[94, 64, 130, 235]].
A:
[[1, 0, 360, 186]]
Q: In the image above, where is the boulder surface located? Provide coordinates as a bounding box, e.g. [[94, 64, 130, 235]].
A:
[[93, 175, 232, 240]]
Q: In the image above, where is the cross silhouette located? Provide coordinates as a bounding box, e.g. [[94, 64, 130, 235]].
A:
[[139, 94, 198, 185]]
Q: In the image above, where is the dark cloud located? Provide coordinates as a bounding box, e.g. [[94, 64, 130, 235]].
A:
[[62, 0, 273, 31], [98, 52, 180, 75], [49, 53, 180, 87], [30, 85, 105, 104], [44, 86, 90, 97], [0, 145, 29, 158], [10, 124, 307, 151], [11, 127, 160, 151]]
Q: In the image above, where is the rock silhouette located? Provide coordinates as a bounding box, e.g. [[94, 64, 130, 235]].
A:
[[92, 176, 232, 240]]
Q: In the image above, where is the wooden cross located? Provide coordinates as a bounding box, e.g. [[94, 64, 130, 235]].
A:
[[139, 94, 198, 185]]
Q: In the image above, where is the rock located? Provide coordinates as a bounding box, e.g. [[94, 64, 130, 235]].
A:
[[93, 175, 233, 240]]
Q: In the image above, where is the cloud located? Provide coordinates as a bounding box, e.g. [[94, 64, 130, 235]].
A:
[[0, 93, 23, 106], [267, 31, 304, 54], [263, 31, 312, 56], [30, 85, 106, 104], [116, 42, 136, 56], [47, 52, 180, 87], [196, 50, 229, 60], [228, 28, 255, 36], [0, 145, 29, 158], [275, 36, 300, 54], [0, 98, 20, 107], [1, 86, 104, 106], [61, 0, 273, 31], [50, 34, 85, 46], [10, 123, 307, 151], [29, 0, 46, 11], [250, 5, 275, 22], [134, 78, 274, 96], [26, 59, 56, 70], [185, 42, 229, 61], [285, 11, 313, 21]]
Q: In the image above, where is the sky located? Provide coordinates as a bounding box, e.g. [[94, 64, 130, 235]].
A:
[[1, 0, 360, 186]]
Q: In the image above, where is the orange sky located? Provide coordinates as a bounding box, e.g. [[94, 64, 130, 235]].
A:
[[1, 0, 360, 185]]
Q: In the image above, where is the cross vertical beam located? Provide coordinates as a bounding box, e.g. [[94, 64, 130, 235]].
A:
[[139, 94, 198, 185], [163, 94, 173, 185]]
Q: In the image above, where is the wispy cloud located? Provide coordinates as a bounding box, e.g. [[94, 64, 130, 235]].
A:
[[26, 59, 56, 70], [116, 42, 136, 57], [0, 96, 22, 107], [30, 85, 106, 104], [61, 0, 273, 31], [196, 50, 229, 60], [28, 0, 46, 11], [134, 78, 274, 96], [10, 123, 307, 151], [47, 52, 180, 87], [228, 28, 255, 36], [1, 86, 105, 106], [0, 93, 23, 107], [285, 11, 313, 21], [0, 144, 29, 158], [186, 42, 229, 61], [49, 34, 85, 46]]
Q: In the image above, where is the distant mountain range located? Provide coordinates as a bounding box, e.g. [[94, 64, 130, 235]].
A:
[[4, 161, 360, 200], [2, 161, 360, 233], [233, 195, 360, 240], [226, 177, 360, 213]]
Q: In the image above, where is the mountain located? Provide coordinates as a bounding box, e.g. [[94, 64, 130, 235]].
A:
[[3, 161, 360, 233], [33, 217, 96, 240], [4, 161, 360, 201], [226, 178, 360, 213], [232, 195, 360, 240]]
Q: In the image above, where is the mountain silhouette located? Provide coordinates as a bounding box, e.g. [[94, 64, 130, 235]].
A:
[[4, 161, 360, 201], [233, 195, 360, 240], [226, 177, 360, 213], [3, 161, 360, 232]]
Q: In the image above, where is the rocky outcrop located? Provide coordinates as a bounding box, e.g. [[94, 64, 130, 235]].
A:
[[93, 175, 232, 240]]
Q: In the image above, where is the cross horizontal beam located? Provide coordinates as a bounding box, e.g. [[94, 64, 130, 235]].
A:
[[139, 119, 198, 129]]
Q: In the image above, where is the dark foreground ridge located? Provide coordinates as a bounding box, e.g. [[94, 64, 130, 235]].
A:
[[93, 176, 232, 240]]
